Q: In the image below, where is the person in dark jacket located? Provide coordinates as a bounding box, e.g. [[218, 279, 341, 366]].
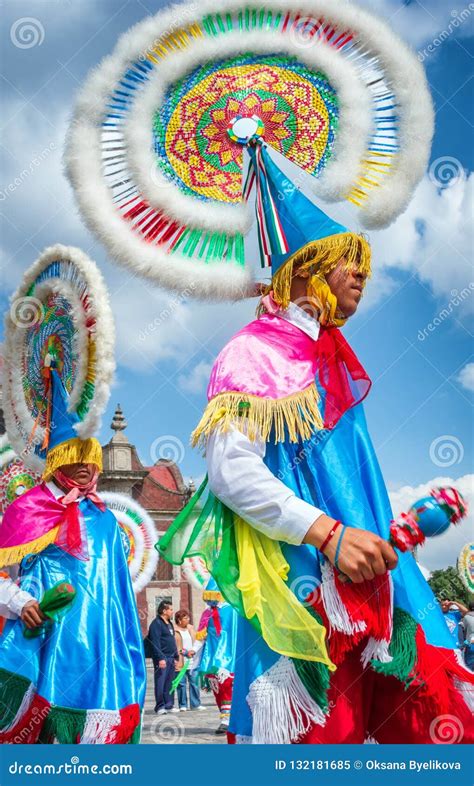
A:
[[148, 601, 179, 714]]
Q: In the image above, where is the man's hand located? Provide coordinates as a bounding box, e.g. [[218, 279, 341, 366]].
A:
[[21, 600, 46, 630], [158, 659, 166, 669], [304, 514, 398, 584]]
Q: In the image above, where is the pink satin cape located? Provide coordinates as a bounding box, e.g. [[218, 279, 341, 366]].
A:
[[208, 313, 319, 401], [207, 313, 371, 429], [0, 483, 86, 562]]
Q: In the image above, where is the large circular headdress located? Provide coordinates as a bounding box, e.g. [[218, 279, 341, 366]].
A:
[[0, 434, 41, 515], [65, 0, 433, 299], [3, 245, 115, 473], [99, 492, 159, 593], [458, 543, 474, 595], [182, 555, 210, 589]]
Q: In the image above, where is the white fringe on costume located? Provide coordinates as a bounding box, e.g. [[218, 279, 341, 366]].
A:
[[360, 573, 394, 668], [320, 561, 367, 635], [247, 657, 326, 744]]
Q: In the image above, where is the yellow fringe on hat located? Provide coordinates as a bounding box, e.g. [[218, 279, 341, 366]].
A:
[[191, 385, 324, 449], [0, 526, 60, 568], [270, 231, 371, 314], [42, 437, 103, 481], [203, 589, 223, 602]]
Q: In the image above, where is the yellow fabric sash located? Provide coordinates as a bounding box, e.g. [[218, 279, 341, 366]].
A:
[[234, 516, 335, 669]]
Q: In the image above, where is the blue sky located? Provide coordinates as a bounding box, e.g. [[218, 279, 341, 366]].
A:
[[0, 0, 472, 569]]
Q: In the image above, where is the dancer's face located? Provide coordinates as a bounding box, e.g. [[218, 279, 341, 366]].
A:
[[325, 259, 367, 318], [59, 462, 97, 485]]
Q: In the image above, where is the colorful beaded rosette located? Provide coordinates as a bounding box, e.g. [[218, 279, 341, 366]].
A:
[[0, 435, 41, 515], [65, 0, 433, 299], [99, 492, 158, 593], [457, 543, 474, 594], [3, 245, 115, 473]]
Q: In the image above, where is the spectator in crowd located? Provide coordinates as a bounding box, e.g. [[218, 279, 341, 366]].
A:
[[148, 601, 179, 715], [174, 609, 204, 711], [440, 599, 465, 649]]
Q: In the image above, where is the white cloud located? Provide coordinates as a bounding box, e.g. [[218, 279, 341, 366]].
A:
[[388, 474, 473, 571], [457, 362, 474, 392], [371, 173, 474, 307], [360, 0, 474, 49], [110, 271, 255, 373], [178, 360, 213, 395], [321, 171, 474, 321]]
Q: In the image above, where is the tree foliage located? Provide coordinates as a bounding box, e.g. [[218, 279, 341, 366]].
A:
[[428, 566, 472, 606]]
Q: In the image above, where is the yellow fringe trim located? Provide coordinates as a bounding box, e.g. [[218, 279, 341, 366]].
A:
[[0, 526, 60, 568], [43, 437, 103, 481], [195, 629, 208, 641], [191, 385, 324, 448], [268, 231, 372, 316], [202, 590, 223, 602]]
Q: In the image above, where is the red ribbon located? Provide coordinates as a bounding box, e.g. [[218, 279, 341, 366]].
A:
[[52, 469, 106, 561], [316, 325, 372, 429], [211, 606, 222, 637]]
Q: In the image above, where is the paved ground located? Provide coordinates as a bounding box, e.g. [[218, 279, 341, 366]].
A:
[[141, 664, 227, 744]]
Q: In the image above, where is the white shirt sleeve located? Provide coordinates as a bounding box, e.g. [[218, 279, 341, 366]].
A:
[[0, 568, 35, 619], [206, 426, 324, 545]]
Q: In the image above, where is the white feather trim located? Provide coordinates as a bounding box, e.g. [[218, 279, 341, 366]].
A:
[[64, 0, 433, 298], [0, 435, 16, 470], [124, 30, 371, 218], [3, 244, 115, 472], [65, 118, 253, 301], [247, 656, 326, 744], [99, 491, 159, 593]]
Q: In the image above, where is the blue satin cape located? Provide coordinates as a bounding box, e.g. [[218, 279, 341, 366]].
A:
[[0, 498, 146, 712], [229, 402, 457, 737], [198, 603, 238, 676]]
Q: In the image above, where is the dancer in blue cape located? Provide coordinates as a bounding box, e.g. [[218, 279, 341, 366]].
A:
[[159, 144, 474, 744], [0, 368, 146, 744], [195, 578, 238, 734]]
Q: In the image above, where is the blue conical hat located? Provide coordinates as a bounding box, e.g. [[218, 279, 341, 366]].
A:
[[246, 142, 370, 281], [38, 364, 102, 481], [47, 370, 81, 451]]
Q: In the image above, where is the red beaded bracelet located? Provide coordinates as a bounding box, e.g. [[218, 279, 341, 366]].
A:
[[319, 520, 342, 554]]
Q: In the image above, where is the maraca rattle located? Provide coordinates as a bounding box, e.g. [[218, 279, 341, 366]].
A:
[[390, 486, 467, 553]]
